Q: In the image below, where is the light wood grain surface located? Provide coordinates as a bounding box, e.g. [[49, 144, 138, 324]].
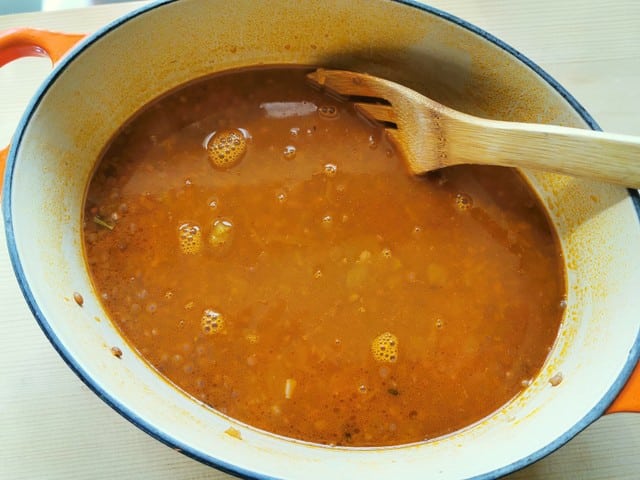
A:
[[1, 1, 639, 479]]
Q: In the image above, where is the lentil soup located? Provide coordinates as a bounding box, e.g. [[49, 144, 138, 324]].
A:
[[83, 67, 565, 447]]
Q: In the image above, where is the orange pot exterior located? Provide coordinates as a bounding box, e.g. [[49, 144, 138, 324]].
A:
[[0, 28, 85, 196], [0, 145, 7, 177], [607, 363, 640, 413]]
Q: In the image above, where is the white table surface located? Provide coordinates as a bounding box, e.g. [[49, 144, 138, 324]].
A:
[[1, 1, 639, 479]]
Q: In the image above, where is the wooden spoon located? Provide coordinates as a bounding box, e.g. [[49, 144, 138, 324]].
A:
[[307, 69, 640, 187]]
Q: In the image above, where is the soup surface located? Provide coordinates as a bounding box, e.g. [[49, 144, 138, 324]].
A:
[[83, 67, 565, 447]]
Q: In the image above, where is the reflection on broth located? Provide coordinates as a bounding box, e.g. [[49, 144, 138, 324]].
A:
[[83, 67, 565, 447]]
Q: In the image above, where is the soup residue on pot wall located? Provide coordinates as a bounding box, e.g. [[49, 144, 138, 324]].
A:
[[82, 66, 565, 447]]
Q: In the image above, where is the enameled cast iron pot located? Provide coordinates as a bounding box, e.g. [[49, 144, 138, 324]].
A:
[[1, 1, 639, 478]]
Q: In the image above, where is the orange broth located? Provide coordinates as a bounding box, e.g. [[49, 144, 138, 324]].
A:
[[83, 67, 565, 447]]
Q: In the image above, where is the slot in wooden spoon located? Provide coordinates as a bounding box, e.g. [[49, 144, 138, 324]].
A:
[[307, 69, 640, 187]]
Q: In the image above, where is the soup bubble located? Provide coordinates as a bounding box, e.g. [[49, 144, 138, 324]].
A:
[[371, 332, 399, 363], [207, 128, 247, 169], [321, 214, 333, 228], [283, 145, 297, 160], [209, 218, 234, 252], [323, 163, 337, 177], [276, 191, 287, 203], [201, 309, 225, 335], [178, 223, 202, 254]]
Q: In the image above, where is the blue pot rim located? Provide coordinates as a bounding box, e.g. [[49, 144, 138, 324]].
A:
[[3, 0, 640, 478]]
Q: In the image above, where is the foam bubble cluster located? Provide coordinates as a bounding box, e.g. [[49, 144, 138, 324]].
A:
[[371, 332, 398, 363], [318, 105, 339, 119], [201, 309, 225, 335], [455, 193, 473, 210], [178, 223, 202, 254], [207, 128, 247, 169]]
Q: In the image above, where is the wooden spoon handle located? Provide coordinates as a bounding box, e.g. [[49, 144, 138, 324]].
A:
[[451, 117, 640, 187]]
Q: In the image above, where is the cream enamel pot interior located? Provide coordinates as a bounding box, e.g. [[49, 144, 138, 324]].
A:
[[1, 1, 640, 478]]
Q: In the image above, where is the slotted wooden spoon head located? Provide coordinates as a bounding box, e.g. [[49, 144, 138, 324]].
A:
[[307, 68, 454, 175], [307, 69, 640, 187]]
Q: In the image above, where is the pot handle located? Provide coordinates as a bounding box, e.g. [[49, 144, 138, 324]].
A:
[[0, 28, 85, 196], [0, 28, 85, 67], [606, 361, 640, 413]]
